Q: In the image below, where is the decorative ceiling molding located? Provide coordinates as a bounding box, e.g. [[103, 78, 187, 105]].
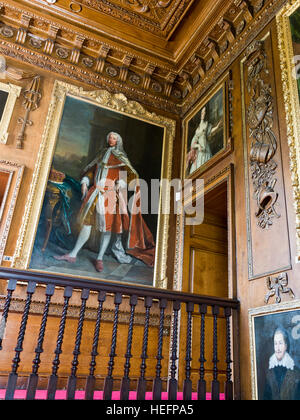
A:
[[0, 0, 288, 115]]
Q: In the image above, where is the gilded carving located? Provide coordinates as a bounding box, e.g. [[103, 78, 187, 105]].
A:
[[16, 75, 42, 149], [264, 272, 295, 304], [0, 25, 14, 38], [0, 296, 171, 334], [0, 0, 289, 116], [0, 160, 24, 264], [245, 40, 280, 229]]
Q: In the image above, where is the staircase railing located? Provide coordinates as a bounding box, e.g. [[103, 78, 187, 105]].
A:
[[0, 267, 239, 400]]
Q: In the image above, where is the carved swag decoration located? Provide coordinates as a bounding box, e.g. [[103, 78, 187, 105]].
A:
[[246, 40, 280, 229]]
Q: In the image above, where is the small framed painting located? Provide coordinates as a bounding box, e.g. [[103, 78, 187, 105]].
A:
[[249, 300, 300, 400], [182, 72, 233, 180], [0, 81, 22, 144]]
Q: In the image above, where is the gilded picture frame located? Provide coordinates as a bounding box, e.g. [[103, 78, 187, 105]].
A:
[[0, 160, 24, 264], [277, 0, 300, 261], [11, 81, 175, 289], [0, 81, 22, 144], [249, 300, 300, 400], [181, 72, 233, 180]]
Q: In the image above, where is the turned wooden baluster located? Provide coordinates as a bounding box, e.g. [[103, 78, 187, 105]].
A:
[[103, 292, 122, 400], [211, 305, 220, 400], [67, 288, 90, 400], [85, 291, 106, 400], [47, 286, 73, 400], [120, 294, 138, 400], [197, 303, 207, 400], [5, 281, 36, 400], [168, 300, 181, 400], [225, 307, 233, 400], [0, 279, 17, 351], [137, 296, 153, 400], [26, 284, 55, 400], [152, 298, 167, 400], [183, 302, 194, 400]]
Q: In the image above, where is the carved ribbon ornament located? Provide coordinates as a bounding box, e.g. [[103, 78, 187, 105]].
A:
[[246, 41, 280, 229]]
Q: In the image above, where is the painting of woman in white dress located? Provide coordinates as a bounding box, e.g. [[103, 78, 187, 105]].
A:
[[185, 87, 224, 176]]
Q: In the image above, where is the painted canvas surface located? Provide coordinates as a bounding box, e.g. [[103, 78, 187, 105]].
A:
[[253, 309, 300, 400], [185, 87, 224, 177], [29, 95, 164, 286], [290, 6, 300, 102]]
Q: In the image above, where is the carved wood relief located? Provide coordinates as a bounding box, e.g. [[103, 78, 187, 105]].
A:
[[241, 33, 292, 280], [181, 0, 288, 115], [16, 75, 42, 149], [0, 0, 288, 115]]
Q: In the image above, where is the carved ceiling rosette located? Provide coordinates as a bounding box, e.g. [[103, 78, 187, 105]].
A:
[[245, 40, 280, 229]]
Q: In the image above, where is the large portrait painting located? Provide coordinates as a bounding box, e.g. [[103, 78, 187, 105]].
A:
[[277, 0, 300, 261], [11, 81, 175, 288], [182, 73, 232, 179], [249, 301, 300, 400]]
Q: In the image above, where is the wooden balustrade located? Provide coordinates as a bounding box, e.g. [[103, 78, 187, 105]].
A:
[[0, 267, 239, 400]]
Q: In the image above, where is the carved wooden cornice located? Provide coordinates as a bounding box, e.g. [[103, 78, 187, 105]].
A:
[[0, 0, 289, 115], [0, 295, 171, 335]]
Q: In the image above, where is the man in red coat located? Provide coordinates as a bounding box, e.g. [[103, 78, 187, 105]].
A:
[[54, 132, 155, 272]]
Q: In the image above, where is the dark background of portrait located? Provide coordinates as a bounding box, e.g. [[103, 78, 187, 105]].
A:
[[254, 309, 300, 399], [186, 87, 224, 161]]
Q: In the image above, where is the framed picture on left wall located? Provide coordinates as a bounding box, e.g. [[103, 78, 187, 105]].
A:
[[0, 160, 24, 264], [249, 300, 300, 400]]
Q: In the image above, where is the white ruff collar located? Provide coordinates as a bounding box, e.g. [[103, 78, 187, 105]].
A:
[[269, 352, 295, 370]]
